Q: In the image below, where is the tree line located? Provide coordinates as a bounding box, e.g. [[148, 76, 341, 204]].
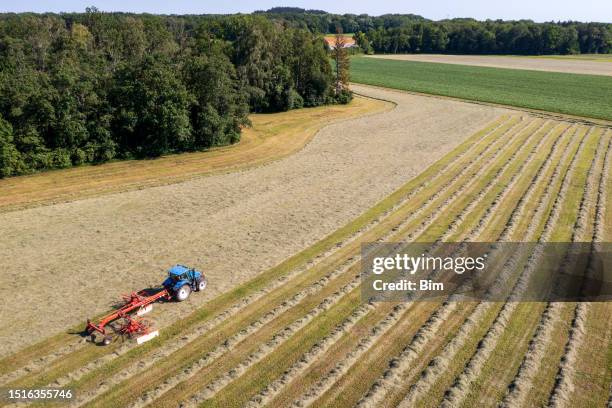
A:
[[355, 21, 612, 55], [259, 8, 612, 55], [0, 10, 349, 177]]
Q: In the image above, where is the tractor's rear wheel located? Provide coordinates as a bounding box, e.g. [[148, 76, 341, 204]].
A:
[[197, 277, 207, 292], [175, 285, 191, 301]]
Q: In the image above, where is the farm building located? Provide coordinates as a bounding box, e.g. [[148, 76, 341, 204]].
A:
[[324, 34, 357, 50]]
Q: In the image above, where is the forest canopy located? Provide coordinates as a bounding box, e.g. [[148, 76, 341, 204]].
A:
[[0, 10, 344, 177]]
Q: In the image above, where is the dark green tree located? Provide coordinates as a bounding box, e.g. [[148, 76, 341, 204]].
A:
[[110, 55, 193, 157], [0, 115, 24, 177], [183, 43, 249, 148]]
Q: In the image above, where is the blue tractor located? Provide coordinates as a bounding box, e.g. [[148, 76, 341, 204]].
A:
[[162, 265, 207, 302]]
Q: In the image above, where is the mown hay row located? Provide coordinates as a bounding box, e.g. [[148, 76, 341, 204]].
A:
[[398, 124, 581, 407], [15, 117, 514, 406], [353, 120, 560, 408], [286, 119, 549, 408], [441, 126, 593, 407], [499, 128, 602, 407], [547, 131, 610, 408], [76, 118, 521, 408]]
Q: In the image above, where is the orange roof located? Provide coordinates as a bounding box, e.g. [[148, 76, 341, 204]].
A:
[[324, 35, 356, 48]]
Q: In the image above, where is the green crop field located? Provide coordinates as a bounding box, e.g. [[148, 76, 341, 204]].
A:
[[350, 56, 612, 121]]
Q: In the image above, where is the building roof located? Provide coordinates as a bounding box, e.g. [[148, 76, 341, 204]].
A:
[[324, 35, 356, 49]]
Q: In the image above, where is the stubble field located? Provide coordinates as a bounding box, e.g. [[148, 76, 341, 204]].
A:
[[369, 54, 612, 76], [0, 85, 610, 408]]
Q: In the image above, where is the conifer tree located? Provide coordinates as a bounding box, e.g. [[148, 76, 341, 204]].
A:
[[332, 29, 350, 95]]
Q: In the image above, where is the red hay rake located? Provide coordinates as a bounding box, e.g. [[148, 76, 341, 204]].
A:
[[86, 289, 170, 345], [85, 265, 208, 346]]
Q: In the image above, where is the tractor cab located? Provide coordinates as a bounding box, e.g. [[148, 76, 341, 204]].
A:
[[162, 264, 207, 301]]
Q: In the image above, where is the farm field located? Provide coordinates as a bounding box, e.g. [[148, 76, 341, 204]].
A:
[[369, 53, 612, 76], [0, 85, 610, 407], [0, 96, 390, 213], [0, 85, 503, 358], [533, 54, 612, 62], [351, 56, 612, 121]]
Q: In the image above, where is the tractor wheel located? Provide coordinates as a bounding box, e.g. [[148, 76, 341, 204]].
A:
[[175, 285, 191, 302], [197, 278, 207, 292], [103, 336, 113, 346]]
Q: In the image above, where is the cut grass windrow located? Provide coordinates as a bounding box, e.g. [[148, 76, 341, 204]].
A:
[[397, 124, 582, 408], [148, 115, 540, 408], [0, 115, 513, 392], [569, 300, 612, 408], [286, 118, 555, 408], [503, 128, 594, 406], [68, 118, 522, 408], [444, 126, 595, 407], [406, 135, 584, 408], [126, 116, 536, 406], [500, 128, 603, 408], [249, 180, 541, 408], [358, 123, 570, 407], [547, 132, 610, 408], [208, 122, 544, 405], [441, 127, 597, 408], [153, 277, 366, 408], [443, 138, 596, 407], [569, 132, 612, 408], [354, 122, 570, 408], [389, 118, 540, 244]]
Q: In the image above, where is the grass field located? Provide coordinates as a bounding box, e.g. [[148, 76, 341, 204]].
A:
[[351, 56, 612, 121], [0, 96, 389, 213], [0, 107, 609, 407]]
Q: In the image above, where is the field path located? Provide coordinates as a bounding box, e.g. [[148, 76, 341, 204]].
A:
[[0, 85, 506, 357], [370, 54, 612, 77]]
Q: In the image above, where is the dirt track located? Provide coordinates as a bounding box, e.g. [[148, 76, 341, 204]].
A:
[[370, 54, 612, 76], [0, 85, 507, 357]]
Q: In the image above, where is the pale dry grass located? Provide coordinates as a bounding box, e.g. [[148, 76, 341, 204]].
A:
[[0, 97, 389, 213], [370, 54, 612, 76], [0, 85, 504, 357]]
